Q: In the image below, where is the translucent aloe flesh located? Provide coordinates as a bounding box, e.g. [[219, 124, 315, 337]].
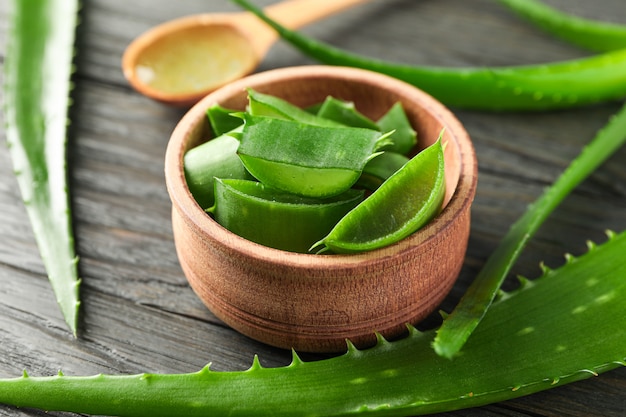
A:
[[3, 0, 81, 334], [0, 230, 624, 416]]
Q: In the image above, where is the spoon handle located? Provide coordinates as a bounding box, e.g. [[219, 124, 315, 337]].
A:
[[265, 0, 371, 31]]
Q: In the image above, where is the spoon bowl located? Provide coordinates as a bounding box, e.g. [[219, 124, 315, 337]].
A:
[[122, 0, 369, 106], [123, 15, 259, 106]]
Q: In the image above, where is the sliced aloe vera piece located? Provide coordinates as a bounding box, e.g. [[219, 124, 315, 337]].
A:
[[183, 127, 251, 209], [314, 138, 445, 253], [247, 88, 342, 127], [377, 102, 417, 154], [209, 179, 364, 253], [206, 104, 243, 137], [235, 114, 391, 198], [357, 151, 410, 191], [316, 96, 380, 130]]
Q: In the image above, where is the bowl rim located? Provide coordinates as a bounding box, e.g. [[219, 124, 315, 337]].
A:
[[165, 65, 477, 269]]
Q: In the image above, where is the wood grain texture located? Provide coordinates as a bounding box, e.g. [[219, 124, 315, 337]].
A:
[[0, 0, 625, 415]]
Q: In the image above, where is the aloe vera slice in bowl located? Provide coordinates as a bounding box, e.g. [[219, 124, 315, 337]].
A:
[[233, 114, 392, 198], [209, 179, 364, 253], [314, 137, 445, 253]]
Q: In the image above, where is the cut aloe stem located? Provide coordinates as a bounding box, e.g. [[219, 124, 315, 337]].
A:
[[206, 104, 243, 136], [234, 114, 392, 198], [376, 102, 417, 154], [314, 138, 444, 254], [356, 151, 410, 191], [183, 127, 251, 209], [247, 88, 342, 127], [210, 179, 364, 253], [316, 96, 380, 130]]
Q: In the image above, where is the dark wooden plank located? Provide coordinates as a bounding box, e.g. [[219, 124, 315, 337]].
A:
[[0, 0, 624, 416]]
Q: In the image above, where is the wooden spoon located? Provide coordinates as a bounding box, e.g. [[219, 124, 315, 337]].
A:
[[122, 0, 370, 107]]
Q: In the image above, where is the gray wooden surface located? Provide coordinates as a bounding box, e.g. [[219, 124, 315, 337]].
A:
[[1, 0, 625, 415]]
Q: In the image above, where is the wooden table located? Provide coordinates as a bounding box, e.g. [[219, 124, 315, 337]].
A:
[[1, 0, 624, 415]]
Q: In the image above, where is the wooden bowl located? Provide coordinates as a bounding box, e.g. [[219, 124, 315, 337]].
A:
[[165, 66, 477, 352]]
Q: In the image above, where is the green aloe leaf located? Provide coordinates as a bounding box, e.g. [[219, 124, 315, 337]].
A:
[[3, 0, 81, 335], [209, 179, 364, 253], [0, 230, 624, 416], [376, 102, 417, 154], [234, 114, 391, 198], [496, 0, 626, 52], [231, 0, 626, 111], [247, 88, 343, 127], [433, 101, 626, 358]]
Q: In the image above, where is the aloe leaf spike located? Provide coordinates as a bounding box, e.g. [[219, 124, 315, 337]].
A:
[[0, 230, 624, 416], [433, 102, 626, 358], [3, 0, 81, 334]]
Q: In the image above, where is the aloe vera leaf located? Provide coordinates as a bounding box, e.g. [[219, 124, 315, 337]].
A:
[[376, 102, 417, 154], [235, 114, 392, 198], [314, 139, 445, 254], [247, 88, 343, 127], [183, 127, 251, 209], [0, 230, 624, 416], [433, 101, 626, 358], [3, 0, 81, 335], [316, 96, 380, 130], [496, 0, 626, 52], [231, 0, 626, 111], [206, 104, 243, 136], [210, 179, 364, 253], [356, 151, 410, 191]]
